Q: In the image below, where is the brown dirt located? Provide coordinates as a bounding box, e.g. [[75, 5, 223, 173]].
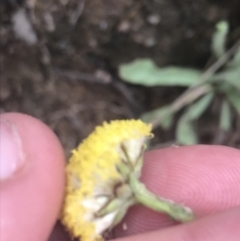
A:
[[1, 0, 240, 154]]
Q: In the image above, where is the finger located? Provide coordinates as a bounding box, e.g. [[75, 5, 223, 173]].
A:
[[112, 145, 240, 238], [0, 113, 65, 241], [113, 205, 240, 241]]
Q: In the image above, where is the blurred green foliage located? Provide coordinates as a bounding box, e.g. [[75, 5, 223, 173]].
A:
[[119, 21, 240, 145]]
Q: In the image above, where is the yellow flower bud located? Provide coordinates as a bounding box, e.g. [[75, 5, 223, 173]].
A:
[[61, 120, 152, 241]]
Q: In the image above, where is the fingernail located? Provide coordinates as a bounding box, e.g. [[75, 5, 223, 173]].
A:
[[0, 120, 25, 181]]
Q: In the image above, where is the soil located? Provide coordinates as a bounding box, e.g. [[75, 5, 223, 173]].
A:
[[1, 0, 240, 156]]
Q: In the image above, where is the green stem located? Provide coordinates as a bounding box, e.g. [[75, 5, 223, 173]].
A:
[[130, 175, 194, 222]]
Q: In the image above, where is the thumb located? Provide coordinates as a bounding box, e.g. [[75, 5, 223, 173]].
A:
[[0, 113, 65, 241]]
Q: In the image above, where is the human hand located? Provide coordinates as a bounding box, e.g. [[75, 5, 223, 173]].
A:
[[0, 113, 239, 241], [110, 146, 240, 241], [0, 113, 65, 241]]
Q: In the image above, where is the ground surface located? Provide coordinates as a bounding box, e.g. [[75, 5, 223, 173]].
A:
[[1, 0, 240, 154]]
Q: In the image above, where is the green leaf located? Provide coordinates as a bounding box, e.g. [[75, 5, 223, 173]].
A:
[[183, 93, 214, 120], [176, 93, 214, 145], [176, 116, 198, 145], [212, 21, 229, 59], [228, 46, 240, 68], [220, 100, 232, 131], [212, 67, 240, 90], [119, 59, 203, 87], [141, 106, 173, 130], [226, 91, 240, 114]]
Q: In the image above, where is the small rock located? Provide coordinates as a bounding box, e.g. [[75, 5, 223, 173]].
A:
[[0, 86, 11, 101], [12, 9, 37, 45], [144, 37, 156, 47], [60, 0, 69, 5], [147, 14, 161, 25], [118, 21, 131, 33], [89, 39, 98, 48], [99, 20, 108, 30], [43, 11, 55, 32], [94, 70, 112, 83]]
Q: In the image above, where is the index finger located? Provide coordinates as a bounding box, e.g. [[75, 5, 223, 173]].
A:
[[112, 145, 240, 238]]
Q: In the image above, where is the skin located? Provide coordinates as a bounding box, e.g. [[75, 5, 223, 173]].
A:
[[0, 113, 240, 241]]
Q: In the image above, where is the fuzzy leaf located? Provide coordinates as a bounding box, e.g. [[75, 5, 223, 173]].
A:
[[226, 91, 240, 114], [176, 93, 214, 145], [213, 67, 240, 90], [220, 100, 232, 131], [228, 46, 240, 68], [183, 93, 214, 120], [119, 59, 203, 87], [176, 116, 198, 145], [212, 21, 229, 59]]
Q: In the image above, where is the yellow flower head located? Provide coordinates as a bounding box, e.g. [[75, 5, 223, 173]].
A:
[[61, 120, 152, 241]]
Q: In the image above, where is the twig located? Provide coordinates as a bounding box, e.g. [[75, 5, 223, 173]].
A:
[[69, 0, 85, 26], [151, 39, 240, 129], [53, 68, 112, 84], [171, 85, 211, 112], [190, 38, 240, 88], [24, 2, 55, 82], [151, 84, 212, 129], [111, 80, 142, 116]]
